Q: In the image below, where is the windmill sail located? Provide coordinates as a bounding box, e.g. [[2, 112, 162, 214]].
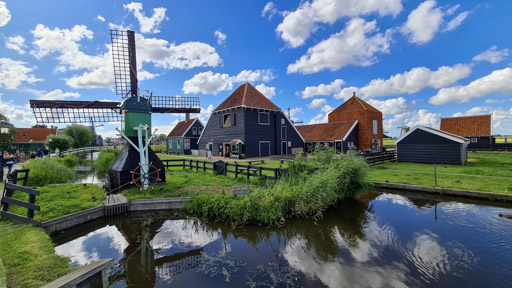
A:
[[30, 100, 122, 124], [111, 30, 138, 98]]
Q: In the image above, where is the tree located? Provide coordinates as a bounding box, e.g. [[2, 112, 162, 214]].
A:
[[62, 124, 97, 149], [32, 124, 48, 128], [46, 134, 74, 152], [157, 134, 166, 141], [0, 113, 17, 148]]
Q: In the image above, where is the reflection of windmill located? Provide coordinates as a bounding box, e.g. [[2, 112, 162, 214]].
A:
[[30, 30, 200, 191]]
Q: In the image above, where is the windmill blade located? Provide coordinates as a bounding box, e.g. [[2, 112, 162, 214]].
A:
[[30, 100, 122, 124], [111, 30, 138, 99], [150, 96, 201, 114]]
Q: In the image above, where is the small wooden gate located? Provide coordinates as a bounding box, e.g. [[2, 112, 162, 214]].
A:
[[1, 182, 40, 226]]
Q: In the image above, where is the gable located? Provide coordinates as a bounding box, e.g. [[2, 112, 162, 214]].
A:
[[440, 115, 491, 136], [213, 83, 280, 112], [296, 121, 357, 142], [329, 95, 381, 116], [397, 126, 469, 144], [168, 119, 196, 137]]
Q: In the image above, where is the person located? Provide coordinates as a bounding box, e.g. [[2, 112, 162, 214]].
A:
[[20, 151, 25, 163], [15, 150, 20, 163], [6, 155, 14, 174], [225, 146, 230, 159], [55, 147, 60, 157], [36, 148, 44, 158]]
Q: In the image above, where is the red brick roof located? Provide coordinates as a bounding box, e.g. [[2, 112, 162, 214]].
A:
[[423, 126, 469, 142], [440, 115, 491, 136], [329, 95, 380, 115], [13, 128, 58, 144], [167, 119, 197, 137], [296, 121, 357, 142], [213, 83, 280, 112]]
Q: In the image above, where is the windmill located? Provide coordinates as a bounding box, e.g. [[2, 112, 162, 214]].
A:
[[30, 30, 200, 191], [397, 119, 410, 137]]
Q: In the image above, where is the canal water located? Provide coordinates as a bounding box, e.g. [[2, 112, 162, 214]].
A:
[[52, 191, 512, 287], [74, 152, 105, 184]]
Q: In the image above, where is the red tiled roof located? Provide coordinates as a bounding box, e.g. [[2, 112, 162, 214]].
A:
[[213, 83, 281, 112], [423, 126, 469, 142], [440, 115, 491, 136], [167, 118, 196, 137], [13, 128, 58, 144], [296, 121, 357, 142], [329, 95, 380, 115]]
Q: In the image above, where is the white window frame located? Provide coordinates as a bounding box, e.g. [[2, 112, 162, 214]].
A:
[[281, 118, 285, 125], [177, 138, 181, 149], [281, 126, 287, 140], [192, 127, 197, 135], [198, 127, 203, 134], [471, 137, 478, 143], [373, 120, 378, 134], [169, 138, 173, 149], [184, 138, 190, 149], [259, 112, 270, 125]]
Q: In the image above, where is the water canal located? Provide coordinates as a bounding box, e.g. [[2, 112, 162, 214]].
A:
[[51, 191, 512, 287]]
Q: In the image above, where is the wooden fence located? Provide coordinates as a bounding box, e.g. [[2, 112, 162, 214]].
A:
[[1, 182, 40, 226], [362, 150, 396, 165], [161, 159, 287, 181]]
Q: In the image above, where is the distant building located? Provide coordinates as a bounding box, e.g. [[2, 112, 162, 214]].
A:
[[167, 118, 204, 155], [198, 83, 304, 158], [296, 120, 358, 153], [396, 126, 469, 165], [10, 127, 58, 153], [440, 114, 493, 149]]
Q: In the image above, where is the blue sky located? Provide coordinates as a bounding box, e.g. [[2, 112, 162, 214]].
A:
[[0, 0, 511, 137]]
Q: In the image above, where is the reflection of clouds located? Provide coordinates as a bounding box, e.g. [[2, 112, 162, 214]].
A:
[[151, 220, 221, 250], [54, 225, 128, 267], [283, 236, 410, 288], [377, 193, 414, 208]]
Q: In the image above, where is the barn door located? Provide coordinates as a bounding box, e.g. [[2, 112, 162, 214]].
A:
[[259, 141, 270, 157], [281, 141, 287, 155]]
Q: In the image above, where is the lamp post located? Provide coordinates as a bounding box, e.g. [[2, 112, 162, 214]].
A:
[[0, 121, 10, 180]]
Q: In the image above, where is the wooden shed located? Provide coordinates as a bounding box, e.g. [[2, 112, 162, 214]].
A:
[[166, 118, 204, 155], [440, 114, 493, 149], [396, 126, 469, 165]]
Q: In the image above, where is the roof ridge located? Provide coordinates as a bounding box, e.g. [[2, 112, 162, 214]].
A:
[[242, 82, 248, 105], [353, 96, 368, 111]]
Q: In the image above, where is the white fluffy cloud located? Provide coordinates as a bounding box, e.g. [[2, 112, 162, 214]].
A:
[[288, 18, 392, 74], [0, 100, 36, 126], [308, 113, 329, 124], [182, 69, 274, 95], [335, 63, 471, 99], [307, 98, 327, 109], [473, 46, 510, 64], [6, 35, 27, 54], [401, 1, 469, 45], [0, 1, 10, 27], [123, 2, 167, 34], [261, 2, 278, 20], [367, 97, 409, 116], [300, 79, 345, 98], [0, 58, 42, 89], [288, 107, 303, 121], [39, 89, 80, 100], [255, 83, 276, 99], [214, 29, 227, 45], [96, 15, 105, 22], [429, 67, 512, 105], [276, 0, 402, 48]]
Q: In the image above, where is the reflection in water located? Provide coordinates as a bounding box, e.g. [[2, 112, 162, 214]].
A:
[[53, 191, 512, 287]]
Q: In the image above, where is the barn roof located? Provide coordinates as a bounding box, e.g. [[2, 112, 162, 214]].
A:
[[329, 95, 381, 115], [440, 114, 491, 136], [167, 118, 198, 137], [13, 128, 58, 144], [296, 121, 357, 142], [213, 82, 281, 112], [396, 126, 469, 144]]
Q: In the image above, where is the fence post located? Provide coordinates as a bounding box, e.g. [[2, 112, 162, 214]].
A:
[[189, 160, 192, 170], [274, 169, 278, 181], [196, 160, 199, 171], [203, 161, 206, 172], [235, 163, 238, 179], [259, 167, 262, 177], [27, 194, 36, 219], [247, 164, 251, 180], [434, 163, 437, 186]]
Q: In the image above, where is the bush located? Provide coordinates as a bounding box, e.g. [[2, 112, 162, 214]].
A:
[[23, 158, 75, 186], [62, 124, 96, 149], [93, 149, 120, 174], [46, 134, 74, 152], [61, 154, 79, 167]]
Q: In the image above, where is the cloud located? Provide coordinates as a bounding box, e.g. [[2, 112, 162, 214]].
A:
[[309, 113, 329, 124], [408, 109, 440, 128], [214, 29, 227, 45], [96, 15, 106, 22], [288, 107, 303, 121], [255, 83, 276, 99], [367, 97, 410, 116], [276, 0, 402, 48], [401, 1, 469, 45], [123, 2, 167, 34], [300, 79, 345, 98], [473, 46, 510, 64], [0, 100, 36, 126], [0, 1, 10, 27], [261, 2, 278, 20], [334, 63, 471, 99], [39, 89, 80, 100], [0, 58, 42, 89], [182, 69, 274, 95], [6, 35, 27, 54], [287, 18, 392, 74], [199, 104, 214, 124], [307, 98, 327, 109], [429, 67, 512, 105]]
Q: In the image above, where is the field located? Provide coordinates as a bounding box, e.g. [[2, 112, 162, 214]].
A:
[[368, 152, 512, 193]]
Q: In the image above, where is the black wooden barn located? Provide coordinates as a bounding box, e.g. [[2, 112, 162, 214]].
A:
[[396, 126, 470, 165], [197, 83, 304, 158]]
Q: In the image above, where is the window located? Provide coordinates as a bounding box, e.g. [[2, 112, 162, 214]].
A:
[[169, 138, 173, 149], [177, 138, 181, 149], [281, 118, 285, 125], [373, 120, 378, 134], [198, 127, 203, 134], [223, 114, 231, 126], [281, 126, 287, 140], [471, 138, 478, 143], [192, 127, 197, 135], [259, 112, 270, 125], [184, 138, 190, 149]]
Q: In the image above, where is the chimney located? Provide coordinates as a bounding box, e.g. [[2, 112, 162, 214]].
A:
[[353, 91, 356, 97], [185, 113, 190, 121]]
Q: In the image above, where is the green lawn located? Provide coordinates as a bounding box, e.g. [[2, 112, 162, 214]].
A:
[[369, 152, 512, 193], [0, 221, 71, 288]]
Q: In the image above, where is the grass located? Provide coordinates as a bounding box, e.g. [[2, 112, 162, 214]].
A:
[[0, 221, 71, 288], [7, 184, 106, 222], [369, 152, 512, 193]]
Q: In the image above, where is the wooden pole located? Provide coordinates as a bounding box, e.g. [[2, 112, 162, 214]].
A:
[[235, 163, 238, 179], [247, 164, 250, 180]]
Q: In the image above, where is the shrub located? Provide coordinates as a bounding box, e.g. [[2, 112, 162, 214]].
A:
[[62, 124, 96, 149], [46, 134, 74, 152], [23, 158, 75, 186], [61, 154, 79, 167], [93, 149, 120, 174]]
